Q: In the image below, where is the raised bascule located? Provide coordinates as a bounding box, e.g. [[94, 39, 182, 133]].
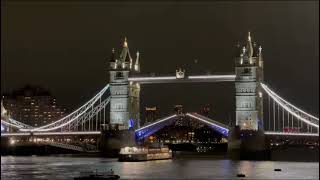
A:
[[1, 33, 319, 159]]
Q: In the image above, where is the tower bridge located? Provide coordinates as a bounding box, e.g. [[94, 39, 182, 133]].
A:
[[1, 32, 319, 156]]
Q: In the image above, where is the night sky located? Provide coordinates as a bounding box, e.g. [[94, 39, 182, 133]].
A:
[[1, 1, 319, 121]]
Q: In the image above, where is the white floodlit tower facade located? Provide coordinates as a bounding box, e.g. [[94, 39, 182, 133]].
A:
[[109, 38, 140, 130], [235, 32, 264, 131]]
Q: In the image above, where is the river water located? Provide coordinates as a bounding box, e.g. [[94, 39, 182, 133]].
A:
[[1, 156, 319, 180]]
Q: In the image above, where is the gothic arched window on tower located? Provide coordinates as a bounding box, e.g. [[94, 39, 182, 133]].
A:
[[116, 72, 124, 79], [243, 68, 252, 74]]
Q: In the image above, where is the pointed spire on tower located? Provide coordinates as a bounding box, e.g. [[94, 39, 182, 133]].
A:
[[110, 48, 116, 62], [129, 57, 133, 69], [123, 37, 128, 48], [258, 46, 262, 55], [258, 46, 263, 61], [242, 46, 246, 55], [119, 37, 132, 68], [134, 51, 140, 72], [240, 47, 245, 65], [246, 31, 253, 59]]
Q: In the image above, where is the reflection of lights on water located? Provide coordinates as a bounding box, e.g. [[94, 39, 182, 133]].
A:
[[238, 161, 253, 176]]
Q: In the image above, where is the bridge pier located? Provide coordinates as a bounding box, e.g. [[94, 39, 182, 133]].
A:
[[227, 126, 270, 160], [99, 125, 136, 157]]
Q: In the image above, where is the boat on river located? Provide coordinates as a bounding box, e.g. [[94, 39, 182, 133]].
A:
[[118, 146, 172, 161]]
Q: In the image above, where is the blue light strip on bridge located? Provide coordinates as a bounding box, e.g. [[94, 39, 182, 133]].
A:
[[135, 114, 177, 132], [186, 113, 229, 137]]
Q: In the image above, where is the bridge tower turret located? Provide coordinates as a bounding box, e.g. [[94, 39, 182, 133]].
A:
[[128, 51, 141, 129], [228, 32, 266, 160], [235, 32, 264, 131], [109, 38, 131, 130], [257, 46, 264, 130], [108, 38, 141, 130]]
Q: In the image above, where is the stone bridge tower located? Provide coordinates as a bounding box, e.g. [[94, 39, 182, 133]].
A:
[[229, 32, 266, 159], [235, 32, 264, 131], [108, 38, 140, 130]]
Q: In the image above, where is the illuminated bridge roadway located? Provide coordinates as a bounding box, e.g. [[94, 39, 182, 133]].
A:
[[128, 74, 236, 84]]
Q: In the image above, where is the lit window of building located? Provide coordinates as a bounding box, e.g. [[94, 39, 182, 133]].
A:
[[2, 85, 67, 127]]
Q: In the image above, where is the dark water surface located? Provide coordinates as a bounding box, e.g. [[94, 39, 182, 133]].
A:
[[1, 156, 319, 180]]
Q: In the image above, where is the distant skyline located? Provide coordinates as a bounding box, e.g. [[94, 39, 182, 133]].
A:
[[1, 1, 319, 120]]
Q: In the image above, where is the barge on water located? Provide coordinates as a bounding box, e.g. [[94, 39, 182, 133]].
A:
[[118, 146, 172, 161]]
